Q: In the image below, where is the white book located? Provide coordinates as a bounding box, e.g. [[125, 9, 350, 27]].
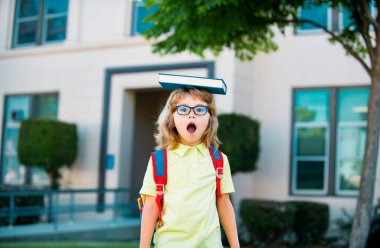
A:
[[158, 73, 227, 95]]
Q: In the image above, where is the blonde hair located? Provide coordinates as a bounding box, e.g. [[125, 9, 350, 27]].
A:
[[154, 87, 220, 150]]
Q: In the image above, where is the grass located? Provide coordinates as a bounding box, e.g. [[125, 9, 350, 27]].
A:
[[0, 242, 140, 248]]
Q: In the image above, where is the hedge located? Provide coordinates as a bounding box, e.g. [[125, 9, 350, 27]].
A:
[[287, 201, 329, 245], [240, 199, 296, 245], [240, 199, 329, 246], [217, 113, 260, 174]]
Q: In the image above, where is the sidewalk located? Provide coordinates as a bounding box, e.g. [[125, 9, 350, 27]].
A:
[[0, 218, 140, 242]]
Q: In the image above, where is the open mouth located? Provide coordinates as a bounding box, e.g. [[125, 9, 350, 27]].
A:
[[187, 122, 197, 134]]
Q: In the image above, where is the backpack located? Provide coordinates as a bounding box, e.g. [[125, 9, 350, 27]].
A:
[[137, 146, 224, 228]]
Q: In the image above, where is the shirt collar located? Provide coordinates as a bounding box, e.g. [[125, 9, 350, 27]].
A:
[[172, 142, 208, 157]]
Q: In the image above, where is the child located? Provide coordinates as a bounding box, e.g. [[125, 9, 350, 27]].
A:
[[139, 86, 240, 248]]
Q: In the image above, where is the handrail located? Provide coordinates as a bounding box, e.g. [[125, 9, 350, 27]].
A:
[[0, 188, 140, 229], [0, 187, 138, 196]]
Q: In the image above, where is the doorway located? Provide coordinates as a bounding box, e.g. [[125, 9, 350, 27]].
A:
[[130, 89, 170, 194]]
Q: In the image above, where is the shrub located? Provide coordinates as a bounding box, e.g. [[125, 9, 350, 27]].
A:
[[335, 209, 353, 244], [287, 201, 329, 245], [18, 119, 78, 189], [240, 199, 296, 246], [335, 199, 380, 247], [217, 113, 260, 175], [0, 185, 44, 226]]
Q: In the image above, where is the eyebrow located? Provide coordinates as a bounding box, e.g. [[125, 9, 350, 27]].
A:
[[177, 104, 208, 107]]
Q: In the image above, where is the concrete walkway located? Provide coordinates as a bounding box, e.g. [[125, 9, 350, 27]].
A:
[[0, 218, 141, 241]]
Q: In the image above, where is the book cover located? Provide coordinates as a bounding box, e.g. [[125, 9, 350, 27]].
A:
[[158, 73, 227, 95]]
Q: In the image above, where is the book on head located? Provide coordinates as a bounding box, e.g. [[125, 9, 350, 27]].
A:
[[158, 73, 227, 95]]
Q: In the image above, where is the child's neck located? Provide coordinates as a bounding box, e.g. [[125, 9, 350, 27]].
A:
[[179, 139, 202, 147]]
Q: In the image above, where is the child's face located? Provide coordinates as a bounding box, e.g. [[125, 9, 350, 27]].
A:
[[173, 95, 210, 147]]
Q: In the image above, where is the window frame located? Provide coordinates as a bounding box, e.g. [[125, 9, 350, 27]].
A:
[[290, 86, 369, 197], [296, 2, 378, 33], [335, 122, 367, 196], [339, 6, 355, 31], [12, 0, 69, 48], [334, 87, 369, 196], [0, 92, 59, 186], [295, 3, 333, 35], [131, 0, 140, 36], [131, 0, 157, 36], [291, 122, 330, 195], [42, 0, 69, 44], [338, 4, 376, 31]]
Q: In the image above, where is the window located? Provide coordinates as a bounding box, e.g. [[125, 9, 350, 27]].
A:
[[291, 87, 369, 196], [341, 6, 354, 30], [13, 0, 69, 48], [336, 88, 368, 195], [1, 93, 59, 186], [298, 2, 330, 32], [292, 90, 330, 194], [131, 0, 157, 35], [340, 3, 376, 30], [297, 1, 378, 33]]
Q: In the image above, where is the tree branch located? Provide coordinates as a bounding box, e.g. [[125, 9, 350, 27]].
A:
[[375, 0, 380, 59], [283, 18, 371, 75], [352, 0, 376, 65], [377, 0, 380, 23], [358, 0, 379, 31]]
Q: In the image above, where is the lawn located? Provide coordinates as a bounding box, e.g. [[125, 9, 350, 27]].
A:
[[0, 242, 140, 248]]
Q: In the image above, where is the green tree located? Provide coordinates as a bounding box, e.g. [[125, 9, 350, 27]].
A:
[[143, 1, 380, 247], [18, 119, 78, 189]]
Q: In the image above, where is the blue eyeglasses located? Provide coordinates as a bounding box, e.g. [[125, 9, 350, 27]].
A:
[[175, 105, 209, 116]]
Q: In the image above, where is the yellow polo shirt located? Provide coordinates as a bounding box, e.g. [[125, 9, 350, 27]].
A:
[[139, 143, 235, 248]]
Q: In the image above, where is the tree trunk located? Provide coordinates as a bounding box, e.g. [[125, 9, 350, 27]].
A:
[[47, 167, 60, 190], [46, 169, 54, 223], [349, 67, 380, 248]]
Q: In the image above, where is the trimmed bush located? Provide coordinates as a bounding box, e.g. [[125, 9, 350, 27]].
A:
[[218, 113, 260, 174], [287, 201, 329, 245], [240, 199, 330, 246], [0, 185, 44, 226], [18, 119, 78, 189], [240, 199, 296, 245]]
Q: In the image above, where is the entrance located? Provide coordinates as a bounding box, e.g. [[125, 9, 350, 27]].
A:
[[98, 62, 213, 210], [130, 90, 170, 194]]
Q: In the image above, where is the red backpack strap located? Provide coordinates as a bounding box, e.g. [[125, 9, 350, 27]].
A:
[[151, 148, 167, 228], [208, 146, 224, 198]]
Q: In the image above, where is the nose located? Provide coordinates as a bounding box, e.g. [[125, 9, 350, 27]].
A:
[[188, 109, 196, 118]]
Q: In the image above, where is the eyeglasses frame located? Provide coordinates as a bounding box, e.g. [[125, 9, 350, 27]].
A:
[[175, 105, 209, 116]]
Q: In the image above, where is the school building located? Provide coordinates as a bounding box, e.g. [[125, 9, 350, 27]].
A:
[[0, 0, 379, 235]]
